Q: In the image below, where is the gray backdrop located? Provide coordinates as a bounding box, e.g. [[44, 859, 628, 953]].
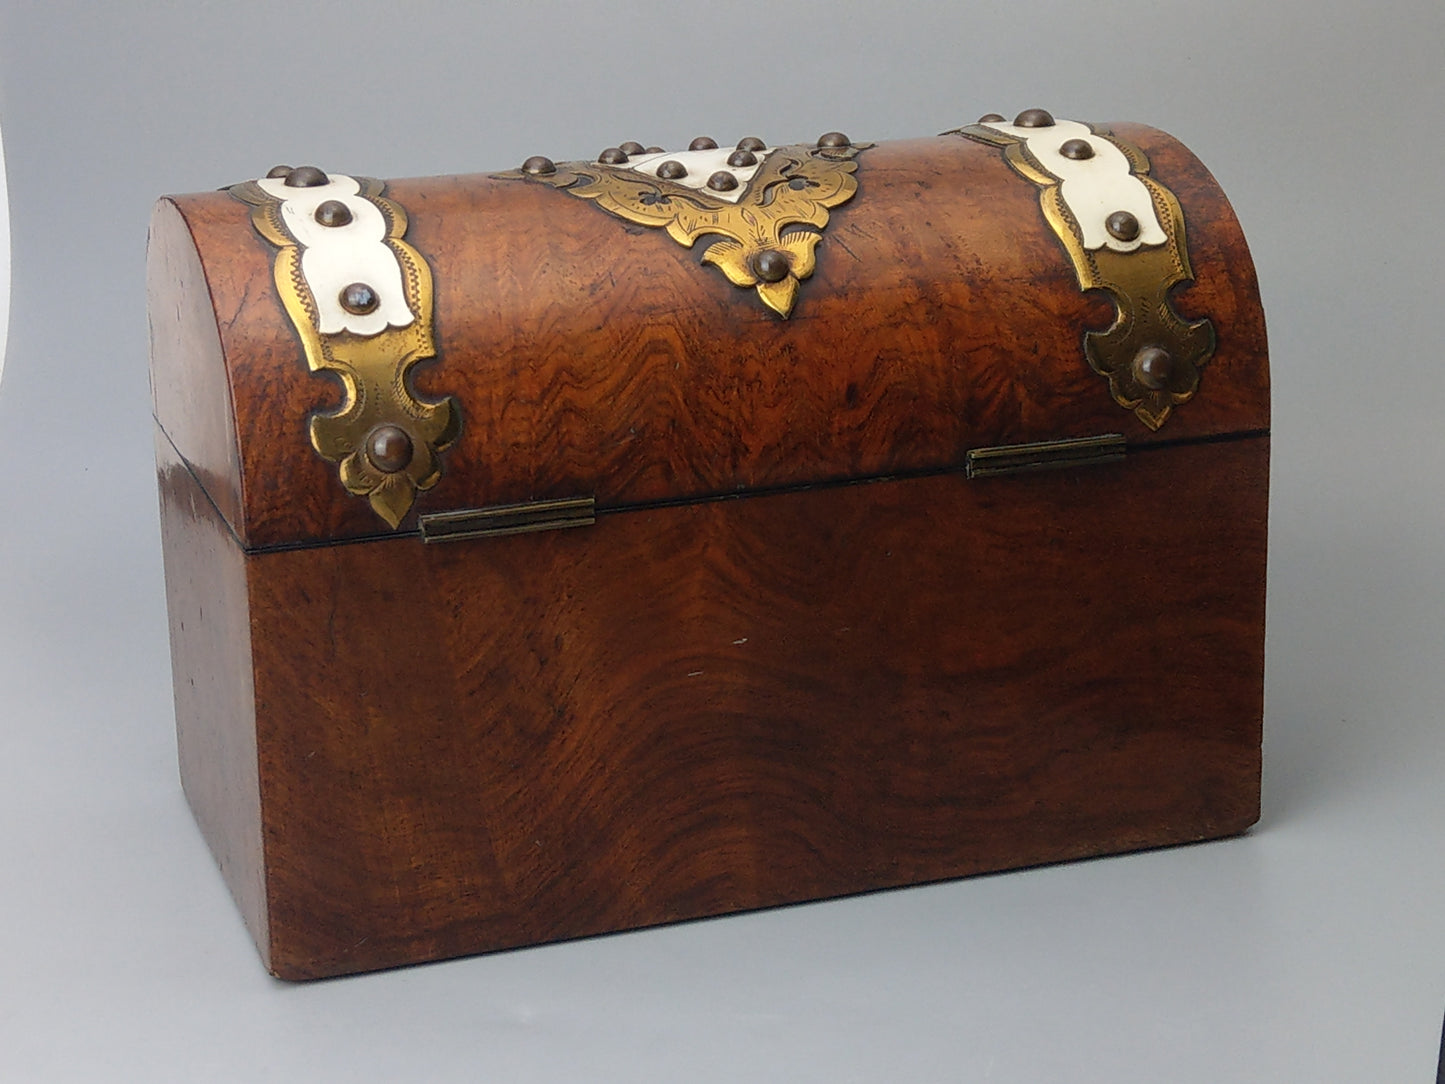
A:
[[3, 1, 1443, 1080]]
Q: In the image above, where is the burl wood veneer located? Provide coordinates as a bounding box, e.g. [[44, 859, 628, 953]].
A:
[[149, 119, 1267, 979]]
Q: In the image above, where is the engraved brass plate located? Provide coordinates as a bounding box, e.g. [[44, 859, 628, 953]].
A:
[[953, 120, 1214, 430], [230, 172, 458, 528], [500, 141, 869, 318]]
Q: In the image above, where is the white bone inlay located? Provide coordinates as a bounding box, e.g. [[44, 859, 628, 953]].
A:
[[980, 120, 1166, 253], [256, 173, 415, 336], [620, 147, 772, 204]]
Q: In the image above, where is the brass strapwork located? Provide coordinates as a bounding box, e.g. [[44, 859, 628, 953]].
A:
[[500, 135, 870, 318], [951, 116, 1215, 430], [229, 170, 458, 528]]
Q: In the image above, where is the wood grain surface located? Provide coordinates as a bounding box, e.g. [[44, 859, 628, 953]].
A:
[[154, 431, 268, 955], [234, 437, 1265, 979], [149, 122, 1269, 979], [147, 200, 245, 532], [150, 124, 1268, 550]]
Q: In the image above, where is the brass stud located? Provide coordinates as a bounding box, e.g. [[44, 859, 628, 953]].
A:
[[314, 199, 353, 227], [265, 165, 293, 179], [977, 113, 1006, 124], [598, 147, 629, 165], [656, 159, 688, 180], [1013, 108, 1055, 128], [736, 136, 766, 152], [339, 282, 380, 316], [751, 249, 790, 283], [645, 146, 665, 154], [1059, 138, 1094, 160], [284, 165, 330, 188], [707, 170, 739, 192], [1132, 345, 1173, 391], [366, 425, 414, 474], [1106, 210, 1141, 242], [522, 155, 556, 175], [727, 148, 758, 168], [689, 136, 718, 151], [619, 141, 646, 156], [817, 131, 851, 148]]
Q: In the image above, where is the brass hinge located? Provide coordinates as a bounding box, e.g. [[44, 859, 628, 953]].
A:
[[419, 495, 596, 543], [966, 434, 1126, 479]]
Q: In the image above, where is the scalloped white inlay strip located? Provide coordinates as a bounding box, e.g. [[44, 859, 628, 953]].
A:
[[256, 173, 414, 337], [622, 147, 772, 204], [980, 120, 1166, 253]]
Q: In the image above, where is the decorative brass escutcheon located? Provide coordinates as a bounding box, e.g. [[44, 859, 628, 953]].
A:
[[500, 137, 870, 318], [229, 169, 458, 528], [952, 116, 1215, 430]]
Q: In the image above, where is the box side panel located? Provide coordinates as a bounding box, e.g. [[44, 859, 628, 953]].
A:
[[148, 198, 246, 542], [249, 437, 1265, 980], [155, 429, 269, 967]]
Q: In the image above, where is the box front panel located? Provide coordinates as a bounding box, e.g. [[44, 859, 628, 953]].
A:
[[244, 437, 1266, 979]]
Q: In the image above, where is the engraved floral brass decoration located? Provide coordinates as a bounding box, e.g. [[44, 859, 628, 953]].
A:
[[229, 172, 458, 527], [953, 118, 1214, 430], [500, 141, 869, 317]]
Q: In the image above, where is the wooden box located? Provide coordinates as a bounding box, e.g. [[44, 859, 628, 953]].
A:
[[147, 110, 1268, 980]]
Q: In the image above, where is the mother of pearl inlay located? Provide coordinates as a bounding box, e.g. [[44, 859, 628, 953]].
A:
[[257, 173, 415, 337], [980, 119, 1166, 254], [620, 146, 772, 204]]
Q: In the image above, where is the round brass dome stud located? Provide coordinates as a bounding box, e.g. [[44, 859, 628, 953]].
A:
[[1013, 108, 1055, 128], [619, 141, 646, 156], [977, 113, 1006, 124], [707, 170, 739, 192], [736, 136, 766, 152], [727, 148, 758, 168], [689, 136, 718, 151], [656, 159, 688, 180], [817, 131, 851, 148], [1105, 210, 1141, 242], [1132, 345, 1173, 391], [598, 147, 629, 165], [339, 282, 380, 316], [522, 155, 556, 175], [366, 424, 414, 474], [645, 146, 665, 154], [751, 249, 791, 283], [314, 199, 353, 227], [1059, 138, 1095, 160], [265, 164, 293, 179], [285, 165, 330, 188]]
